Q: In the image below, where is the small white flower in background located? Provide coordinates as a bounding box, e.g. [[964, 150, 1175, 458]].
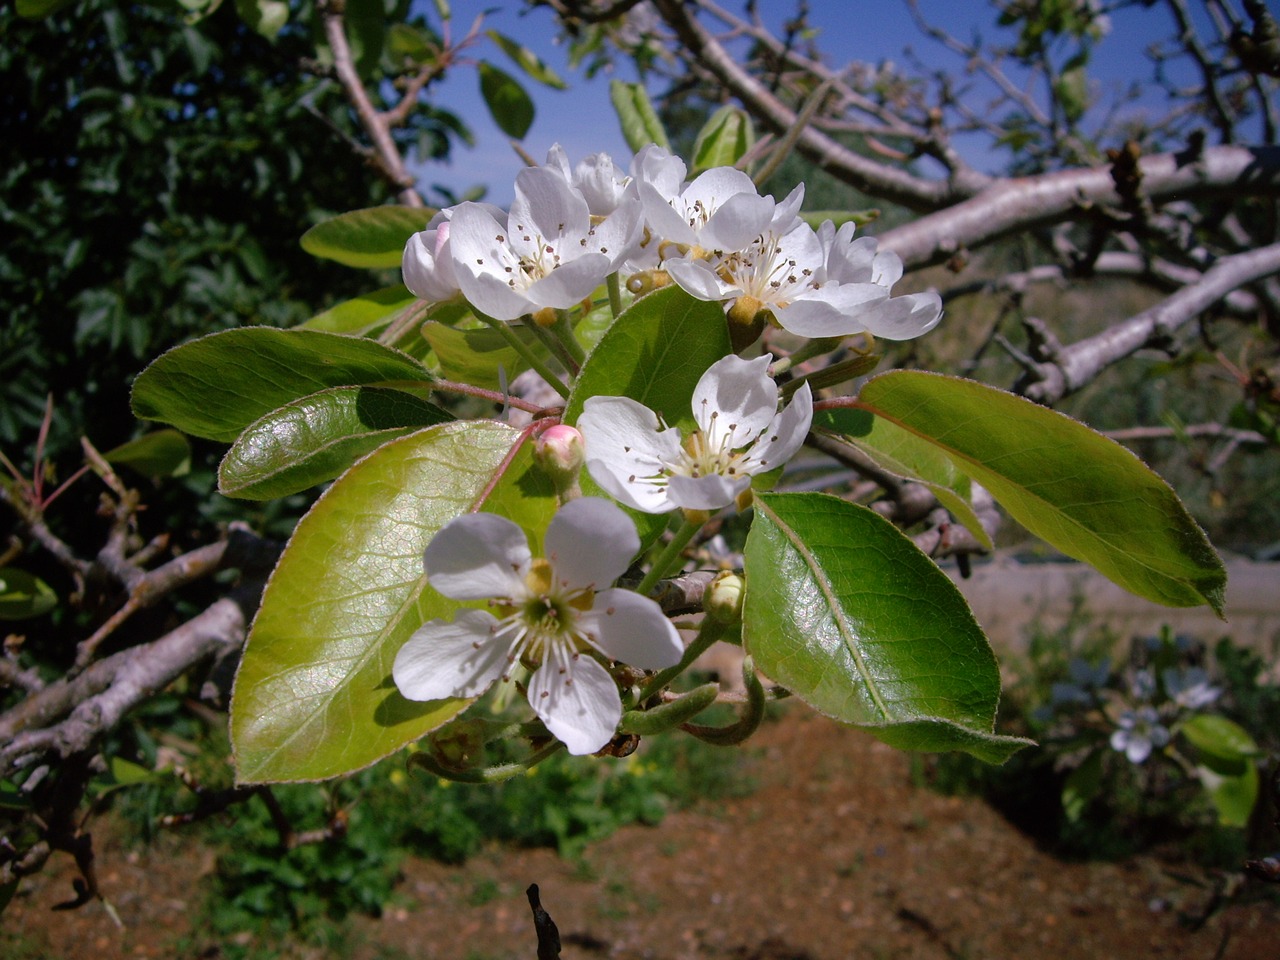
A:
[[578, 354, 812, 514], [1162, 667, 1221, 710], [447, 165, 642, 321], [392, 497, 683, 756], [1110, 706, 1171, 764], [1130, 668, 1157, 701]]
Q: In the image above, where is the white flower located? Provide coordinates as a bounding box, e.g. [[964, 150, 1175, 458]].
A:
[[769, 221, 943, 340], [638, 160, 777, 256], [578, 354, 812, 513], [545, 143, 629, 216], [1110, 706, 1170, 764], [393, 497, 682, 755], [447, 166, 642, 321]]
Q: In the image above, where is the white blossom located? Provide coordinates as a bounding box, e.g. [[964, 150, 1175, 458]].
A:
[[447, 166, 641, 320], [392, 498, 682, 755], [578, 354, 812, 514]]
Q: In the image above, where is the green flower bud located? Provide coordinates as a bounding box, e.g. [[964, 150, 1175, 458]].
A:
[[703, 571, 745, 625]]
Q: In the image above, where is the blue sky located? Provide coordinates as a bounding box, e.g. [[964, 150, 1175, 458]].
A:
[[412, 1, 1189, 205]]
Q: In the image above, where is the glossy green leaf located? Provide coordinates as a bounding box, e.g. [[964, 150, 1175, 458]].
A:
[[857, 371, 1226, 613], [300, 206, 435, 269], [813, 408, 991, 548], [387, 23, 438, 63], [744, 492, 1030, 762], [690, 105, 755, 174], [104, 429, 192, 478], [478, 61, 535, 139], [487, 30, 567, 89], [1181, 713, 1259, 771], [609, 80, 670, 152], [0, 568, 57, 621], [300, 285, 418, 335], [565, 286, 730, 426], [132, 328, 431, 442], [219, 386, 453, 499], [233, 0, 288, 38], [231, 420, 557, 782]]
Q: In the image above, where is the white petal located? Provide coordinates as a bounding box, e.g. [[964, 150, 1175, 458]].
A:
[[701, 190, 775, 252], [402, 228, 458, 303], [667, 472, 748, 510], [630, 144, 686, 199], [640, 181, 699, 246], [666, 257, 739, 302], [528, 653, 622, 755], [580, 588, 684, 669], [448, 202, 536, 320], [511, 166, 592, 248], [860, 292, 944, 340], [692, 354, 778, 448], [544, 498, 640, 590], [393, 610, 506, 701], [759, 380, 813, 469], [524, 254, 613, 309], [775, 284, 890, 338], [423, 512, 530, 600], [578, 396, 683, 513]]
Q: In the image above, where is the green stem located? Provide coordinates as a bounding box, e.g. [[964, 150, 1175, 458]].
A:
[[409, 738, 565, 783], [607, 272, 624, 319], [524, 319, 580, 378], [635, 516, 701, 598], [638, 619, 729, 703], [551, 311, 586, 367], [478, 312, 570, 400], [770, 337, 844, 377]]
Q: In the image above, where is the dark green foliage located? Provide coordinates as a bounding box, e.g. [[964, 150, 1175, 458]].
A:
[[0, 0, 386, 460]]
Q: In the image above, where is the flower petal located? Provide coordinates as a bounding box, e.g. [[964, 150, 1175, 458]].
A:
[[528, 652, 622, 755], [423, 512, 530, 600], [744, 380, 812, 473], [666, 472, 748, 510], [692, 354, 778, 448], [860, 292, 944, 341], [665, 257, 740, 302], [580, 587, 683, 669], [393, 609, 506, 701], [544, 498, 640, 590], [579, 396, 682, 513]]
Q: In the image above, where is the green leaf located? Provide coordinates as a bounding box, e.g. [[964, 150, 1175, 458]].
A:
[[345, 0, 385, 78], [300, 207, 436, 269], [104, 429, 192, 478], [856, 371, 1226, 613], [486, 30, 568, 89], [813, 408, 991, 549], [231, 420, 557, 782], [1181, 713, 1260, 772], [421, 318, 541, 390], [609, 80, 670, 152], [299, 285, 418, 334], [690, 105, 755, 174], [1196, 761, 1259, 828], [478, 61, 535, 139], [16, 0, 75, 17], [565, 286, 730, 426], [218, 386, 453, 499], [132, 328, 431, 442], [233, 0, 288, 39], [744, 492, 1030, 763], [0, 568, 58, 621], [387, 23, 438, 63]]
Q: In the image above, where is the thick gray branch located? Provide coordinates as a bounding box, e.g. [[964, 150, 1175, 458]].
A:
[[1018, 242, 1280, 403], [880, 145, 1280, 268]]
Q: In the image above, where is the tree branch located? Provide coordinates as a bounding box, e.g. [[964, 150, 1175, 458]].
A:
[[1017, 241, 1280, 403]]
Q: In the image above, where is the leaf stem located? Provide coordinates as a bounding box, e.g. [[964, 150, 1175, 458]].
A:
[[637, 618, 730, 703], [607, 273, 624, 319], [635, 515, 702, 598], [477, 312, 570, 399]]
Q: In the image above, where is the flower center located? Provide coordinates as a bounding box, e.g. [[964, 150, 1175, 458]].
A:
[[491, 559, 598, 678]]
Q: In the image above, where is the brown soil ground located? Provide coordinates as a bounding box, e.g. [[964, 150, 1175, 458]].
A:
[[6, 709, 1279, 959]]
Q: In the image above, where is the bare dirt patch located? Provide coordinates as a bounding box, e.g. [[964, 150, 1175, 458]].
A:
[[7, 709, 1278, 959]]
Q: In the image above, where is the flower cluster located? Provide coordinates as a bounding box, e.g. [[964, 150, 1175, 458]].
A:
[[403, 143, 942, 340], [395, 143, 945, 756]]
